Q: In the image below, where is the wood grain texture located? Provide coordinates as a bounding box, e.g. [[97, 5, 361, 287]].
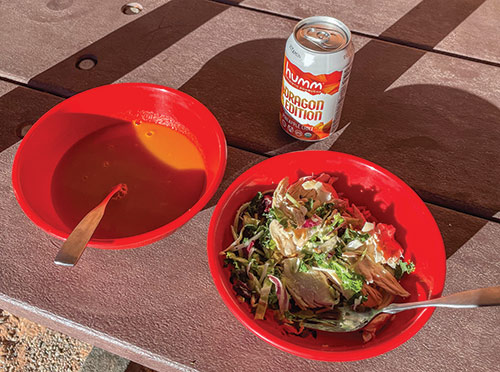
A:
[[435, 0, 500, 64], [226, 0, 421, 36], [1, 2, 498, 218], [27, 0, 228, 96], [0, 82, 63, 152], [116, 5, 500, 219], [227, 0, 499, 64], [0, 0, 169, 83], [0, 1, 498, 369], [0, 144, 497, 372]]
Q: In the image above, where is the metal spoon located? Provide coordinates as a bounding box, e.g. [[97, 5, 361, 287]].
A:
[[54, 183, 127, 267], [302, 286, 500, 332]]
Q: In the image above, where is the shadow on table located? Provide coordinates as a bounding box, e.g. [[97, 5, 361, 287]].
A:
[[0, 0, 233, 151], [177, 0, 496, 255], [0, 0, 495, 257], [180, 37, 289, 153]]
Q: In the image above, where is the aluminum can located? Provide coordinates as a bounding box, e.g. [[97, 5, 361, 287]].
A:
[[280, 16, 354, 141]]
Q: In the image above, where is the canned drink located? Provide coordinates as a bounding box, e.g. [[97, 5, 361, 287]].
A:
[[280, 16, 354, 141]]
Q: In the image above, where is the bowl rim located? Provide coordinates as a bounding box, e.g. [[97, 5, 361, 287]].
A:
[[12, 82, 227, 249], [207, 150, 446, 361]]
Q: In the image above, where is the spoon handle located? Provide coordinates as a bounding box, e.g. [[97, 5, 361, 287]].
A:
[[54, 184, 124, 267], [383, 286, 500, 314]]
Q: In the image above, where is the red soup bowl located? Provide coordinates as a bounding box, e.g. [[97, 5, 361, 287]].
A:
[[12, 83, 226, 249], [207, 151, 445, 361]]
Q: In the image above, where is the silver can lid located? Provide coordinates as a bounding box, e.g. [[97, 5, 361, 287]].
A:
[[294, 16, 350, 52]]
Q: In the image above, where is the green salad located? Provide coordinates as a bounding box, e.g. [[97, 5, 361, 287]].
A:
[[222, 174, 415, 341]]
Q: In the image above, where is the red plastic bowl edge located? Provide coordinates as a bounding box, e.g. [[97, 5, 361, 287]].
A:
[[12, 83, 227, 249], [207, 150, 446, 361]]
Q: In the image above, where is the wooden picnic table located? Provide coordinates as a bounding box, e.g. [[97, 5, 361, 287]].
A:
[[0, 1, 499, 371]]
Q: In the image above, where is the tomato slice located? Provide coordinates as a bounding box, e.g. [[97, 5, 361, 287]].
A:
[[375, 223, 403, 260]]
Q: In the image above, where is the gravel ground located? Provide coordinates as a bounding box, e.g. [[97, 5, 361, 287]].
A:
[[0, 309, 92, 371]]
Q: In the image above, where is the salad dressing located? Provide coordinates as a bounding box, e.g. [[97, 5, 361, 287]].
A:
[[223, 174, 415, 342]]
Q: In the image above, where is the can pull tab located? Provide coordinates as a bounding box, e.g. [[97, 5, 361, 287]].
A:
[[302, 26, 345, 50], [303, 27, 331, 48]]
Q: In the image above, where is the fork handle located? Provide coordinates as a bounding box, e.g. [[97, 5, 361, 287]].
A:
[[382, 286, 500, 314]]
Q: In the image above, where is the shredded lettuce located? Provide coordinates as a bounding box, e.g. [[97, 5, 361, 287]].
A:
[[226, 178, 414, 338], [395, 260, 416, 280], [298, 260, 309, 273], [324, 260, 364, 294], [305, 198, 314, 211], [247, 192, 264, 216], [285, 193, 301, 209], [342, 228, 370, 244], [314, 203, 334, 218], [255, 279, 272, 319], [332, 213, 345, 227], [265, 207, 288, 228], [297, 251, 363, 295]]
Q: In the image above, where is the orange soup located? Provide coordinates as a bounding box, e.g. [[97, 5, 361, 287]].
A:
[[51, 121, 206, 239]]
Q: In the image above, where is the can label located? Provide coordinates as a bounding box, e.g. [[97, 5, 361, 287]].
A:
[[280, 56, 344, 141]]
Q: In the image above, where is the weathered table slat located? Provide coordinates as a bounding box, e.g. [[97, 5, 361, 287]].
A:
[[0, 1, 499, 370], [0, 82, 63, 151], [1, 2, 499, 219], [0, 0, 169, 84], [27, 0, 229, 96], [434, 0, 500, 64], [0, 144, 498, 372], [109, 5, 499, 220], [224, 0, 500, 64], [427, 204, 487, 259]]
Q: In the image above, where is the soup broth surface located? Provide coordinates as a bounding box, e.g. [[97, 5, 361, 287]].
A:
[[51, 121, 206, 239]]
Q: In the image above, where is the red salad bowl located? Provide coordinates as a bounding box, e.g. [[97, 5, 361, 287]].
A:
[[12, 83, 226, 249], [207, 151, 445, 361]]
